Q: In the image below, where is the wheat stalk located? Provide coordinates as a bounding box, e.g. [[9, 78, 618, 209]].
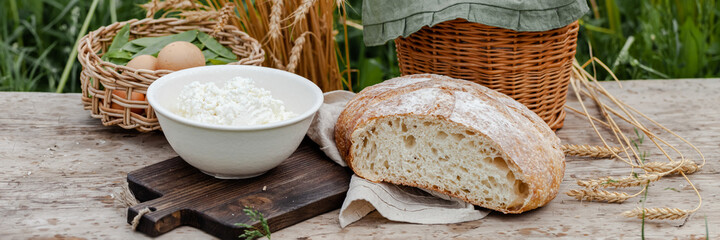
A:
[[642, 161, 699, 175], [268, 0, 283, 41], [566, 189, 632, 203], [562, 144, 624, 158], [204, 0, 345, 91], [286, 31, 311, 73], [290, 0, 318, 27], [622, 207, 690, 220], [566, 58, 705, 222], [577, 173, 662, 189]]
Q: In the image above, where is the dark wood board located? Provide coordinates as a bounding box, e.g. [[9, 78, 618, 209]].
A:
[[126, 138, 352, 239]]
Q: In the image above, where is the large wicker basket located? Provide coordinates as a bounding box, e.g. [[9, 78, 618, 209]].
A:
[[395, 19, 579, 130], [78, 18, 264, 132]]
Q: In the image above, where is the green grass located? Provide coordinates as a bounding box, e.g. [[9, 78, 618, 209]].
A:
[[577, 0, 720, 80], [338, 0, 400, 92], [0, 0, 147, 93]]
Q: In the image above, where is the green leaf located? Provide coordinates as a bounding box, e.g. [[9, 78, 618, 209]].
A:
[[193, 41, 205, 51], [107, 57, 130, 66], [605, 0, 623, 38], [215, 56, 237, 63], [208, 58, 236, 65], [679, 19, 701, 77], [128, 35, 175, 47], [107, 24, 130, 54], [131, 30, 199, 58], [234, 223, 254, 228], [120, 42, 144, 53], [203, 49, 218, 61], [356, 58, 384, 91], [101, 24, 131, 62], [197, 31, 236, 59], [203, 50, 235, 65], [104, 50, 132, 60], [208, 59, 226, 65]]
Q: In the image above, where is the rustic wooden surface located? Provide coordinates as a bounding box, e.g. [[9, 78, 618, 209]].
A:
[[126, 141, 351, 239], [0, 79, 718, 239]]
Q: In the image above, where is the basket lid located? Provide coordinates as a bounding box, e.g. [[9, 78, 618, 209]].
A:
[[362, 0, 589, 46]]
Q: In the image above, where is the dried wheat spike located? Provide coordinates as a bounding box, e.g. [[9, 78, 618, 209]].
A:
[[179, 10, 221, 22], [642, 161, 699, 175], [286, 32, 311, 73], [291, 0, 319, 26], [622, 207, 690, 220], [562, 144, 623, 158], [268, 0, 284, 40], [577, 173, 662, 189], [142, 0, 199, 14], [212, 3, 235, 37], [566, 189, 631, 203], [271, 55, 286, 70]]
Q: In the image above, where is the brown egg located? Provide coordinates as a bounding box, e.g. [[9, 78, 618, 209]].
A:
[[156, 41, 205, 71], [111, 90, 146, 114], [126, 55, 157, 70]]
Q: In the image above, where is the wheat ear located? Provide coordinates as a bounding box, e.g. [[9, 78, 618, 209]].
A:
[[566, 189, 632, 203], [270, 54, 286, 70], [286, 31, 311, 73], [211, 3, 235, 37], [577, 173, 662, 189], [642, 161, 699, 175], [562, 144, 624, 158], [179, 10, 221, 22], [290, 0, 318, 27], [268, 0, 283, 41], [142, 0, 200, 16], [622, 207, 690, 220]]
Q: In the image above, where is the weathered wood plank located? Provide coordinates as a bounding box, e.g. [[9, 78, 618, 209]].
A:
[[0, 79, 718, 239], [0, 92, 209, 239]]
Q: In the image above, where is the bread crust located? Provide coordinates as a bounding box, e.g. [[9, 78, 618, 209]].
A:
[[334, 74, 565, 213]]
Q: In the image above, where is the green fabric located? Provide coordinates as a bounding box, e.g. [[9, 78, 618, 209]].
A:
[[362, 0, 589, 46]]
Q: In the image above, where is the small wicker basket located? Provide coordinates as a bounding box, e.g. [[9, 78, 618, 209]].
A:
[[395, 19, 579, 130], [78, 18, 264, 132]]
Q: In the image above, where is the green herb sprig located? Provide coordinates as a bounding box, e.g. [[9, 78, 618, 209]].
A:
[[234, 206, 271, 240]]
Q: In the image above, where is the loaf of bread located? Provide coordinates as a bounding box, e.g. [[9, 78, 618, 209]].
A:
[[334, 74, 565, 213]]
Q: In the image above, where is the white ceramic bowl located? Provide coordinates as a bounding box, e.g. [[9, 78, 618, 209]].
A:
[[147, 65, 323, 179]]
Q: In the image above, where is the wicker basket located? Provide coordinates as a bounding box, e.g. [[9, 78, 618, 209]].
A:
[[78, 18, 265, 132], [395, 19, 579, 130]]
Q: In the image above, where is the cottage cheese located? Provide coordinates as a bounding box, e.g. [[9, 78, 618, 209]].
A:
[[176, 77, 296, 126]]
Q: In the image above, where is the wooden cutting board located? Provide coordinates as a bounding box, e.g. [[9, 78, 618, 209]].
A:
[[126, 139, 352, 239]]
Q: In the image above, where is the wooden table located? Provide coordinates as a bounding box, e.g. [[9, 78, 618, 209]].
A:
[[1, 79, 718, 239]]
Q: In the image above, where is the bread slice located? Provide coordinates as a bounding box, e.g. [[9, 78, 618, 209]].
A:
[[335, 74, 565, 213]]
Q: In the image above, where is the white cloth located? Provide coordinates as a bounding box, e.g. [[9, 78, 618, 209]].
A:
[[307, 91, 489, 228]]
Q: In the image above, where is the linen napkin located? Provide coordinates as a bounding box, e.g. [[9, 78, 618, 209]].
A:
[[307, 90, 489, 228]]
